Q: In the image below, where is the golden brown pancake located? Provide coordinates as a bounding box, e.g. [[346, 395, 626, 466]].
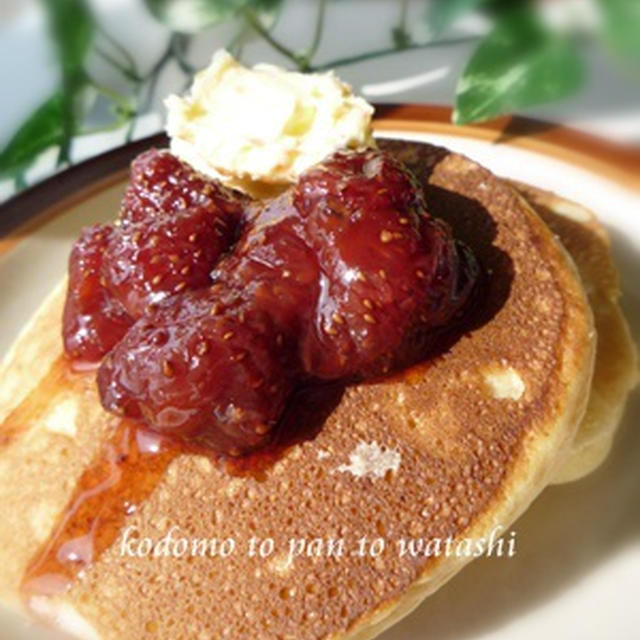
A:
[[512, 182, 638, 483], [0, 141, 595, 639]]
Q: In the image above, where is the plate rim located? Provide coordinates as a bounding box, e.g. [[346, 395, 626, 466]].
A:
[[1, 104, 637, 254]]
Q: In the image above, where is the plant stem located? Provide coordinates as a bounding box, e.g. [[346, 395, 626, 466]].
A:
[[97, 24, 139, 76], [399, 0, 409, 35], [171, 34, 196, 77], [311, 36, 478, 71], [125, 110, 137, 143], [391, 0, 411, 49], [242, 8, 306, 68], [125, 81, 144, 143], [56, 76, 80, 168], [56, 136, 71, 167], [95, 45, 141, 82], [92, 81, 135, 114], [305, 0, 328, 62], [142, 38, 174, 112], [227, 19, 249, 58]]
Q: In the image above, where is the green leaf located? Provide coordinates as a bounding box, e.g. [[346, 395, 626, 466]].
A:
[[0, 94, 64, 177], [596, 0, 640, 61], [145, 0, 283, 33], [454, 7, 585, 124], [250, 0, 283, 27], [145, 0, 246, 32], [39, 0, 94, 166], [427, 0, 486, 35], [2, 2, 94, 178], [41, 0, 94, 77]]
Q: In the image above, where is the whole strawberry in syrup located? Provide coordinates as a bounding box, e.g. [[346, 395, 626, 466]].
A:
[[62, 225, 133, 364], [62, 150, 247, 363], [98, 289, 294, 455], [294, 149, 477, 378], [103, 149, 247, 317], [102, 205, 236, 318], [119, 149, 247, 227]]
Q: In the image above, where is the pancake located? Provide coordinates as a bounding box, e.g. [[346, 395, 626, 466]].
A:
[[511, 183, 638, 483], [0, 140, 595, 639]]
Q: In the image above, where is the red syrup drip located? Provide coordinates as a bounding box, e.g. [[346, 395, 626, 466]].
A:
[[22, 418, 179, 599]]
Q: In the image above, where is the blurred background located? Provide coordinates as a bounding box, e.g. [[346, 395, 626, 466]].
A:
[[1, 0, 638, 202]]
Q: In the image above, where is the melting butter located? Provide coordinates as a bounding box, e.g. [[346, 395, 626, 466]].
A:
[[165, 50, 375, 195]]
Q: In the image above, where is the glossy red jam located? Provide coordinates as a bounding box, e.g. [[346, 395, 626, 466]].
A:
[[63, 148, 478, 455]]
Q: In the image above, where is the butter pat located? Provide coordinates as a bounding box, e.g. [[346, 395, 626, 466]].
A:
[[165, 50, 374, 193]]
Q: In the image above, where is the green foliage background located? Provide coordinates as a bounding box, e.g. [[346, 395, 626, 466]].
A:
[[1, 0, 638, 191]]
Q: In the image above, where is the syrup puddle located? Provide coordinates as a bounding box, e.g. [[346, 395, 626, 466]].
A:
[[22, 420, 178, 598]]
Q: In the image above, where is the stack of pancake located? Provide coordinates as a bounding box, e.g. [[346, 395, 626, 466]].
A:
[[0, 140, 636, 640]]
